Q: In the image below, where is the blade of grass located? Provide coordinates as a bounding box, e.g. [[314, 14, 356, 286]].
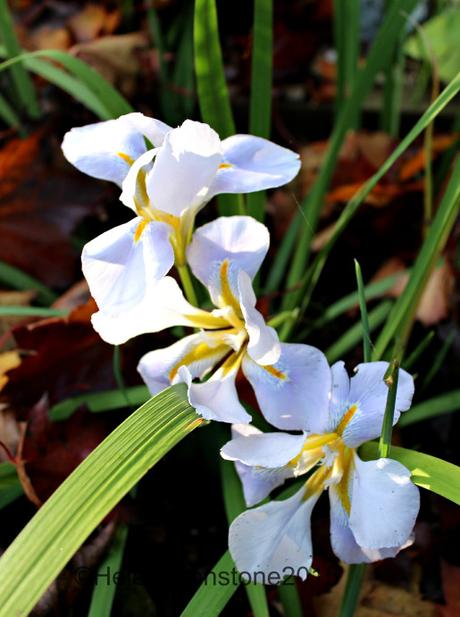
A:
[[420, 330, 455, 391], [333, 0, 360, 124], [403, 330, 435, 370], [0, 384, 201, 617], [399, 389, 460, 427], [281, 70, 460, 340], [0, 306, 68, 317], [194, 0, 234, 136], [325, 300, 392, 364], [0, 260, 57, 306], [0, 0, 39, 118], [194, 0, 244, 216], [49, 385, 150, 421], [300, 270, 404, 338], [373, 156, 460, 360], [354, 260, 371, 362], [179, 550, 238, 617], [0, 91, 23, 132], [24, 57, 113, 120], [247, 0, 273, 222], [87, 524, 129, 617], [0, 50, 132, 119], [0, 462, 23, 510], [283, 0, 419, 311]]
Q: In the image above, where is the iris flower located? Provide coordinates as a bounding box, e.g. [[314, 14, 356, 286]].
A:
[[61, 113, 300, 334], [137, 216, 331, 425], [221, 361, 420, 580]]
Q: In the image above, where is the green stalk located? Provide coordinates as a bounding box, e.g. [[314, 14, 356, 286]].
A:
[[194, 0, 244, 216], [333, 0, 360, 125], [354, 260, 371, 362], [247, 0, 273, 222], [178, 264, 198, 306], [338, 563, 366, 617], [378, 359, 401, 457], [0, 0, 39, 118]]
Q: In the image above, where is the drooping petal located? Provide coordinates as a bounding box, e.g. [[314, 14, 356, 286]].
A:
[[221, 429, 305, 469], [329, 488, 409, 563], [226, 424, 296, 506], [178, 365, 251, 424], [82, 218, 174, 315], [229, 484, 318, 583], [187, 216, 270, 290], [61, 113, 170, 186], [209, 135, 301, 197], [242, 343, 331, 432], [238, 271, 280, 365], [146, 120, 223, 216], [92, 276, 229, 344], [138, 332, 229, 395], [348, 455, 420, 551], [341, 362, 415, 447]]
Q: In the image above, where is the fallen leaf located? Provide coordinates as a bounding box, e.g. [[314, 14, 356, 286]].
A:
[[372, 259, 454, 326], [314, 573, 441, 617], [68, 4, 121, 43], [0, 129, 108, 288], [399, 136, 458, 182], [19, 395, 108, 502], [2, 299, 115, 418], [71, 32, 148, 86]]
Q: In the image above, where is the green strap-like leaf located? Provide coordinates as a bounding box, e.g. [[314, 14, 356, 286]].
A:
[[49, 385, 150, 421], [0, 0, 39, 118], [193, 0, 244, 216], [87, 524, 129, 617], [0, 384, 200, 617], [0, 50, 132, 120], [247, 0, 273, 222], [0, 462, 23, 510], [361, 443, 460, 505], [399, 390, 460, 427], [194, 0, 234, 137], [179, 550, 238, 617], [0, 260, 57, 305]]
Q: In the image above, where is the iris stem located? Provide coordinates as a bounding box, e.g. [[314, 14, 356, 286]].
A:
[[178, 264, 198, 306], [338, 563, 366, 617], [378, 358, 400, 458]]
